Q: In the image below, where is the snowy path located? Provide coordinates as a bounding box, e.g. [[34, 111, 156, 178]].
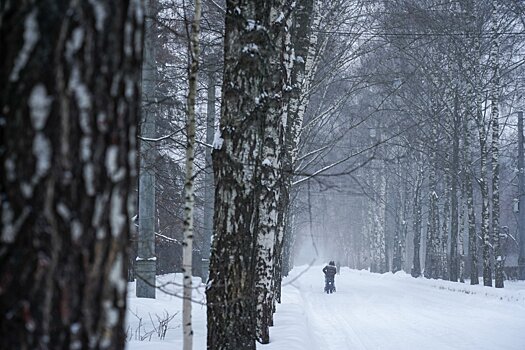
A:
[[126, 267, 525, 349], [262, 266, 525, 350]]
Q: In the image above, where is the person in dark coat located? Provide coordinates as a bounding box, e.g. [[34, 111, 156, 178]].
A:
[[323, 261, 337, 293]]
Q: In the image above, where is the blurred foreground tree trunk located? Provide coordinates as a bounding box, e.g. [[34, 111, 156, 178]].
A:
[[0, 1, 143, 348]]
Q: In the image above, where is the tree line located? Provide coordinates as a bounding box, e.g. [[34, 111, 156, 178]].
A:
[[307, 0, 525, 290]]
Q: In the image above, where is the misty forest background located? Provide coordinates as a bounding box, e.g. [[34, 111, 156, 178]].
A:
[[136, 0, 525, 296], [2, 0, 525, 349]]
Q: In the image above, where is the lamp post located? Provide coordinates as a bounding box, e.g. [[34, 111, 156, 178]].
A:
[[136, 0, 157, 298]]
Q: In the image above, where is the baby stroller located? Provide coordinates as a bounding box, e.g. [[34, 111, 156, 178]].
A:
[[324, 277, 336, 294]]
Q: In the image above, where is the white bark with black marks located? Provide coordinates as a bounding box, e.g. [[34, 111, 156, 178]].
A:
[[490, 0, 503, 289], [182, 0, 201, 348], [0, 1, 143, 348], [207, 1, 289, 348]]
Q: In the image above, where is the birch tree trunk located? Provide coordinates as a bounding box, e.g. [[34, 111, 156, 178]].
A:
[[425, 122, 440, 279], [441, 169, 450, 280], [478, 113, 492, 287], [367, 188, 376, 272], [206, 0, 287, 348], [392, 167, 409, 274], [392, 189, 403, 273], [471, 7, 492, 286], [370, 162, 379, 273], [275, 0, 319, 303], [464, 116, 479, 285], [411, 164, 423, 277], [0, 1, 143, 348], [490, 0, 503, 288], [459, 180, 466, 283], [370, 169, 382, 273], [401, 179, 410, 271], [255, 2, 289, 343], [281, 208, 296, 278], [371, 156, 387, 274], [425, 188, 440, 279], [517, 111, 525, 280], [463, 0, 479, 285], [430, 190, 441, 280], [202, 70, 216, 281], [449, 93, 461, 282], [182, 1, 201, 349]]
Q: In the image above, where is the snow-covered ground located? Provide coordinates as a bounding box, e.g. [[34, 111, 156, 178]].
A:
[[126, 266, 525, 350]]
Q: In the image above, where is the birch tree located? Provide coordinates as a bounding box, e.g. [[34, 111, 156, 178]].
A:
[[0, 1, 143, 348], [478, 103, 492, 287], [369, 129, 387, 274], [206, 0, 288, 348], [425, 117, 441, 279], [182, 0, 202, 349], [202, 69, 216, 280], [441, 169, 450, 279], [464, 106, 479, 285], [411, 163, 424, 277], [462, 0, 480, 284], [490, 0, 503, 288], [274, 0, 319, 313], [254, 1, 291, 344], [449, 90, 461, 282], [392, 160, 410, 274]]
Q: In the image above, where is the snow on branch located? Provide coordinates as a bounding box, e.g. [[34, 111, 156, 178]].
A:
[[138, 128, 183, 142], [155, 232, 180, 244], [296, 145, 330, 162]]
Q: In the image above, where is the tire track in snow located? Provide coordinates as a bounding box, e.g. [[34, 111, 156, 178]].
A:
[[297, 278, 368, 350]]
